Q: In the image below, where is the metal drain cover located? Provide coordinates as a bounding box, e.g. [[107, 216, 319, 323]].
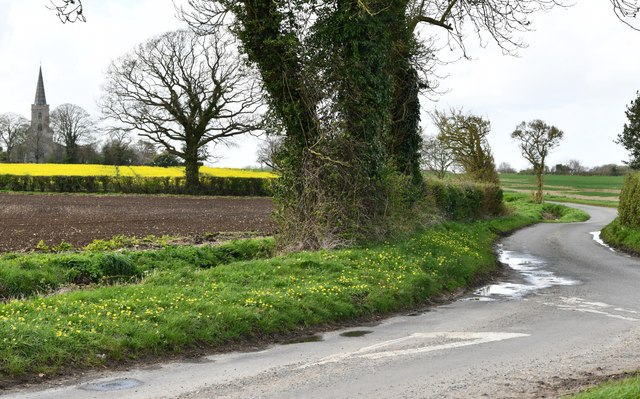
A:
[[80, 378, 143, 392]]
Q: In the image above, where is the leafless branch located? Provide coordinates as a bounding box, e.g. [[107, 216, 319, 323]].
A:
[[611, 0, 640, 30], [47, 0, 86, 23]]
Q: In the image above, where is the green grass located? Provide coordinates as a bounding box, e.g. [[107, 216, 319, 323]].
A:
[[0, 197, 587, 383], [500, 174, 625, 191], [601, 218, 640, 255], [543, 195, 619, 208], [0, 238, 276, 299], [564, 374, 640, 398], [500, 174, 623, 207], [503, 194, 591, 222]]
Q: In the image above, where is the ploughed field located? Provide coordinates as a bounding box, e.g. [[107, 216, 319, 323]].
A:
[[0, 193, 274, 252]]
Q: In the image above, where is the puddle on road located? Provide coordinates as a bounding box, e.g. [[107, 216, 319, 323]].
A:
[[283, 335, 323, 345], [590, 231, 616, 252], [463, 246, 578, 301], [182, 356, 215, 364], [340, 330, 373, 338], [80, 378, 143, 392]]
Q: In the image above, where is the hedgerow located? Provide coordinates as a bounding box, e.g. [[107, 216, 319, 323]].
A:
[[425, 178, 504, 221], [0, 174, 274, 196]]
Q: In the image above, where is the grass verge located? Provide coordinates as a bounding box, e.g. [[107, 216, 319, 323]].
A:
[[0, 197, 587, 385], [601, 218, 640, 256], [564, 373, 640, 399], [544, 194, 618, 208]]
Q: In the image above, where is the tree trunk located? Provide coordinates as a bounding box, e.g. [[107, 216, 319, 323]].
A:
[[66, 143, 77, 163], [534, 166, 544, 204], [184, 147, 200, 194]]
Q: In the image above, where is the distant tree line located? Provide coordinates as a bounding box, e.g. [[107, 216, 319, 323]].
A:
[[0, 107, 181, 167], [505, 161, 631, 176]]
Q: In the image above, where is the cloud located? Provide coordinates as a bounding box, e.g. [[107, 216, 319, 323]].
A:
[[427, 1, 640, 169], [1, 1, 638, 168]]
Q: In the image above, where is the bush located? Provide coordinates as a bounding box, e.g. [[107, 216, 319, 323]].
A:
[[619, 173, 640, 228]]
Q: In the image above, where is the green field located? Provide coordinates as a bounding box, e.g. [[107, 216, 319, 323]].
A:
[[500, 174, 624, 206]]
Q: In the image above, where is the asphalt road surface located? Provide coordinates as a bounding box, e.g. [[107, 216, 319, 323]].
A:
[[6, 204, 640, 399]]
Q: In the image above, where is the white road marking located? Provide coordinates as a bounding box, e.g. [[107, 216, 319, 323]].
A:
[[590, 231, 616, 252], [301, 332, 529, 368], [544, 297, 640, 322]]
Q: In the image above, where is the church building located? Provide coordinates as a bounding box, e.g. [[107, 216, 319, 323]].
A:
[[27, 67, 55, 163]]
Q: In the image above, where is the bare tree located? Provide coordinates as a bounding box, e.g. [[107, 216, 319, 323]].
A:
[[511, 119, 564, 203], [101, 128, 135, 166], [431, 109, 499, 184], [421, 134, 455, 179], [0, 113, 29, 162], [567, 159, 586, 175], [50, 103, 95, 163], [100, 29, 263, 191], [497, 162, 517, 174], [133, 140, 159, 165], [256, 135, 283, 171]]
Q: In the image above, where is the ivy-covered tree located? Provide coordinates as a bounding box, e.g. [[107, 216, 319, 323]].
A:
[[616, 91, 640, 169], [511, 119, 564, 203]]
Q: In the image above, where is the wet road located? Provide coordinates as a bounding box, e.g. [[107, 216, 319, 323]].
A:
[[6, 204, 640, 398]]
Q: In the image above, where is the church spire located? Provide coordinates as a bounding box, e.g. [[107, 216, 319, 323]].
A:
[[34, 66, 47, 106]]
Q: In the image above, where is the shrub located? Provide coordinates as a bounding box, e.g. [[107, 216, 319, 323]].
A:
[[619, 173, 640, 228]]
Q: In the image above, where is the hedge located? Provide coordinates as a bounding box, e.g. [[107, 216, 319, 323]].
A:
[[0, 174, 503, 217], [0, 174, 274, 196], [425, 178, 504, 221], [619, 173, 640, 228]]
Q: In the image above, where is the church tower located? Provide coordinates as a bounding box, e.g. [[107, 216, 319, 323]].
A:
[[28, 66, 54, 163]]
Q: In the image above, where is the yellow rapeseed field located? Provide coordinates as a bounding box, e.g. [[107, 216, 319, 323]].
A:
[[0, 163, 277, 179]]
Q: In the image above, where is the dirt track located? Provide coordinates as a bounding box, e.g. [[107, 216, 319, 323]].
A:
[[0, 193, 274, 252]]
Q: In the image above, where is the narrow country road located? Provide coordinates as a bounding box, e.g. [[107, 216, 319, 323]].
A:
[[6, 204, 640, 399]]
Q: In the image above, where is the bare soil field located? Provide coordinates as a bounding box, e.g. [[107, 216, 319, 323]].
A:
[[0, 192, 274, 252]]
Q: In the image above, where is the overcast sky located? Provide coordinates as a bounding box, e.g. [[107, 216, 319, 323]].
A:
[[0, 1, 638, 169]]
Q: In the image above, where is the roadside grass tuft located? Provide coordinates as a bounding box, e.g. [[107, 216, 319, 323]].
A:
[[0, 198, 583, 383], [564, 374, 640, 399], [601, 218, 640, 256]]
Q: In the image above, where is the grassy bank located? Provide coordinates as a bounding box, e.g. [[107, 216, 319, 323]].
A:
[[601, 218, 640, 255], [0, 197, 587, 384], [565, 373, 640, 398]]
